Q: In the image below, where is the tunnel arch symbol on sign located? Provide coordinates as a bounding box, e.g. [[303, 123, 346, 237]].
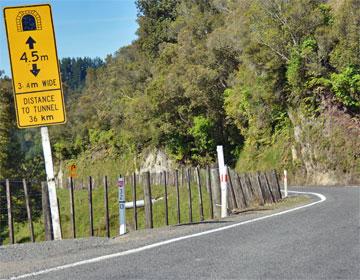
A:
[[16, 10, 42, 32]]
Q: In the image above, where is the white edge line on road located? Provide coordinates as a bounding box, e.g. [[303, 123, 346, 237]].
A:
[[6, 190, 326, 280]]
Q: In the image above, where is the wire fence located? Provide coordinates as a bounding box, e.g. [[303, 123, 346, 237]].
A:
[[0, 167, 282, 246]]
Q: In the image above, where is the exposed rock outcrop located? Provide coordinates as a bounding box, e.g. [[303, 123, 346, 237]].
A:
[[139, 149, 175, 174], [289, 104, 360, 185]]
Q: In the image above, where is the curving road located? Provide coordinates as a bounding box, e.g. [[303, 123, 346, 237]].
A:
[[1, 186, 359, 280]]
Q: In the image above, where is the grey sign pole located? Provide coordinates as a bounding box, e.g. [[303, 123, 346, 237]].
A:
[[41, 126, 62, 240]]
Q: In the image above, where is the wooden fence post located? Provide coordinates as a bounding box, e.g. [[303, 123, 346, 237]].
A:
[[210, 168, 221, 218], [256, 172, 270, 204], [251, 173, 265, 205], [6, 179, 14, 244], [143, 172, 153, 229], [175, 170, 181, 224], [227, 167, 238, 210], [104, 176, 110, 238], [236, 174, 249, 208], [23, 179, 35, 242], [195, 167, 204, 221], [206, 166, 214, 219], [245, 173, 257, 201], [132, 172, 138, 230], [42, 182, 53, 241], [57, 197, 63, 238], [265, 171, 281, 202], [88, 176, 94, 236], [263, 172, 276, 202], [264, 172, 276, 203], [164, 171, 169, 226], [272, 170, 283, 200], [228, 169, 246, 210], [69, 177, 76, 239], [239, 174, 255, 206], [248, 173, 264, 206], [187, 168, 193, 223]]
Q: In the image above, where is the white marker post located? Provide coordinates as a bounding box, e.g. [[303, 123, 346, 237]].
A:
[[284, 170, 288, 198], [217, 145, 228, 218], [41, 126, 62, 240], [118, 177, 126, 235]]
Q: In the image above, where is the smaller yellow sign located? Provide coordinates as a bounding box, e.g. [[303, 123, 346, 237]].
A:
[[4, 4, 66, 128], [69, 164, 77, 178]]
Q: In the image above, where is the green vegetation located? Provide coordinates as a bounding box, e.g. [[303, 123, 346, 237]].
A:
[[1, 0, 359, 181], [51, 0, 357, 180]]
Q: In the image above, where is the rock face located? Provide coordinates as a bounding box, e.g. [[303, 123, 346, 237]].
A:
[[289, 105, 360, 185], [139, 149, 175, 174]]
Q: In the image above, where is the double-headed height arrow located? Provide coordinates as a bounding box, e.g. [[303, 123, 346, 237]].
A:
[[30, 64, 40, 76], [26, 37, 40, 76], [26, 36, 36, 49]]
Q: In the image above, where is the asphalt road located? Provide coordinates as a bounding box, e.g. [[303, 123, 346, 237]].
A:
[[1, 186, 359, 280]]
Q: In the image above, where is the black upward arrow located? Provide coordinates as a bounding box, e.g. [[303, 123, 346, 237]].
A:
[[30, 64, 40, 77], [26, 36, 36, 49]]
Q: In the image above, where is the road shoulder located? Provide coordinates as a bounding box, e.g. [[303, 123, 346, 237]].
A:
[[0, 194, 312, 279]]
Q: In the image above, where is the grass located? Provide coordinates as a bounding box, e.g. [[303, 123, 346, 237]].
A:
[[258, 195, 311, 210]]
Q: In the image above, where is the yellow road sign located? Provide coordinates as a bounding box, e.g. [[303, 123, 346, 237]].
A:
[[4, 4, 66, 128], [69, 164, 77, 178]]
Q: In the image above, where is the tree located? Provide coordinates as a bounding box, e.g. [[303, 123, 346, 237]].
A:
[[0, 73, 12, 178], [136, 0, 180, 57]]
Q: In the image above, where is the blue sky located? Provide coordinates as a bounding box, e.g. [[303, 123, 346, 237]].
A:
[[0, 0, 139, 76]]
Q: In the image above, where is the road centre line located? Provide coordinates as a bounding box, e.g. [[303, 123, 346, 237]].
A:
[[5, 190, 326, 280]]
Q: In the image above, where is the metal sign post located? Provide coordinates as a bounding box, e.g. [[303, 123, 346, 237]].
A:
[[4, 4, 66, 240], [217, 145, 228, 218], [41, 126, 62, 240], [118, 177, 126, 235]]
